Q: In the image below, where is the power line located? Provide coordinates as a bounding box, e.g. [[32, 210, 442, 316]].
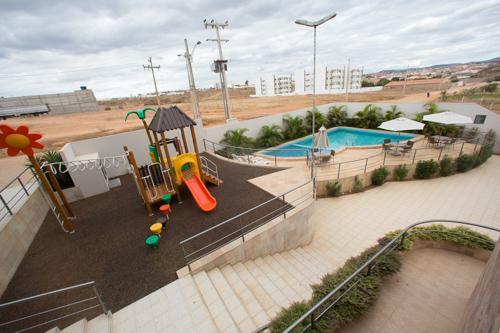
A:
[[143, 57, 161, 107]]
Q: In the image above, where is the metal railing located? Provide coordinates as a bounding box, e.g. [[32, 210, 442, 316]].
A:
[[254, 220, 499, 333], [0, 167, 39, 224], [0, 281, 108, 333], [179, 179, 314, 270], [204, 135, 485, 182], [200, 156, 221, 185]]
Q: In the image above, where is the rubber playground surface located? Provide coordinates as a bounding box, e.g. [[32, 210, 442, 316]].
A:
[[0, 155, 286, 330]]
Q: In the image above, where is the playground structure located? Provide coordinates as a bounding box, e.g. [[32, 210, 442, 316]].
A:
[[125, 106, 222, 215]]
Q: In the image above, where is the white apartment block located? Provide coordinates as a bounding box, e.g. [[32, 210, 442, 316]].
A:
[[255, 74, 293, 96], [295, 65, 364, 94]]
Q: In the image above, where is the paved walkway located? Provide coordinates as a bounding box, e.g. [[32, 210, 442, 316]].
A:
[[54, 156, 500, 332], [339, 248, 486, 333]]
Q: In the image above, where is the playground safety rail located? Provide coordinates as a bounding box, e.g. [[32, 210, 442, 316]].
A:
[[0, 281, 108, 333], [253, 220, 499, 333], [180, 179, 315, 270], [0, 167, 39, 224]]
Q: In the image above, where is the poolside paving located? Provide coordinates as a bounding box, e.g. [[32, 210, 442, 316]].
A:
[[74, 156, 500, 333]]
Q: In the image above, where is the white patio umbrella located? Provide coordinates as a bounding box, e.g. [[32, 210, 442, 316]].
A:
[[422, 111, 473, 125], [378, 117, 424, 144], [313, 125, 330, 149]]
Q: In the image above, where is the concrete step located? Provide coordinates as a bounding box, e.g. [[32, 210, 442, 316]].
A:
[[61, 318, 87, 333], [232, 262, 279, 318], [208, 267, 257, 332], [193, 270, 239, 333], [243, 260, 289, 315], [276, 252, 318, 286], [254, 257, 301, 303], [220, 265, 270, 328], [177, 275, 219, 333], [86, 313, 111, 333], [265, 254, 313, 299]]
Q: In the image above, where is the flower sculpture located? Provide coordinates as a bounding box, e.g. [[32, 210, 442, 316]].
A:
[[0, 124, 44, 156]]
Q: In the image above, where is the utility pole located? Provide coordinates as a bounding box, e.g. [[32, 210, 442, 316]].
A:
[[179, 39, 202, 119], [402, 64, 409, 95], [143, 57, 161, 107], [345, 57, 350, 102], [204, 19, 233, 122]]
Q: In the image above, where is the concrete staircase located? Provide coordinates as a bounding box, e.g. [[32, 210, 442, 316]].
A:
[[105, 244, 340, 333], [45, 312, 112, 333]]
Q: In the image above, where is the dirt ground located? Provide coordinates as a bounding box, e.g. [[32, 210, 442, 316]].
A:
[[0, 83, 491, 187]]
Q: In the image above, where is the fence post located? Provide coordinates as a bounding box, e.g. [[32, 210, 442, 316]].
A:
[[398, 233, 407, 250], [459, 142, 465, 156], [282, 195, 287, 219], [212, 142, 215, 154], [203, 139, 207, 152], [412, 149, 417, 164], [473, 139, 479, 154], [310, 311, 316, 329], [274, 151, 277, 167], [337, 163, 341, 180], [0, 194, 13, 215], [364, 158, 368, 173], [239, 216, 245, 242], [18, 178, 29, 196], [92, 284, 108, 315], [438, 147, 444, 160], [383, 151, 387, 166]]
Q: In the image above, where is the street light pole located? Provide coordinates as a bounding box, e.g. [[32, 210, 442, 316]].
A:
[[180, 39, 202, 120], [295, 11, 337, 171]]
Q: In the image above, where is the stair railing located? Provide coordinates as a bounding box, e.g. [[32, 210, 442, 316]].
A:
[[0, 281, 108, 333], [200, 156, 220, 185]]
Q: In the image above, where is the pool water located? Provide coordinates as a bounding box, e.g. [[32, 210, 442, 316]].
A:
[[263, 127, 416, 157]]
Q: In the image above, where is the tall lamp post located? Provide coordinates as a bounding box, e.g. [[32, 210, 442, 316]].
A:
[[178, 39, 202, 120], [295, 12, 336, 140]]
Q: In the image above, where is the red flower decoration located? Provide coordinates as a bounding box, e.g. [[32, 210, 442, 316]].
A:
[[0, 125, 44, 157]]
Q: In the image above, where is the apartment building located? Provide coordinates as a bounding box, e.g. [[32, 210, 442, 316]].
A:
[[255, 74, 293, 96]]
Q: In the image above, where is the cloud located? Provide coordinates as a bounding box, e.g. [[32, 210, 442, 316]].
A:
[[0, 0, 499, 99]]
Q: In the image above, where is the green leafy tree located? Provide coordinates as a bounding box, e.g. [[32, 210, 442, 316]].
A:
[[282, 115, 307, 140], [326, 105, 348, 128], [256, 125, 283, 148], [384, 105, 404, 120], [220, 128, 254, 147], [305, 109, 327, 132], [376, 78, 390, 86], [355, 104, 383, 128], [361, 80, 374, 87]]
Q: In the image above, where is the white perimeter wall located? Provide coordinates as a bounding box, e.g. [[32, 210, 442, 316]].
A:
[[205, 102, 500, 153]]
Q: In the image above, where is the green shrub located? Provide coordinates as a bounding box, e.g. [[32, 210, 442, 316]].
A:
[[393, 164, 409, 181], [104, 106, 111, 111], [326, 181, 342, 197], [476, 145, 493, 165], [256, 125, 283, 148], [378, 225, 495, 251], [371, 167, 389, 186], [270, 301, 310, 333], [415, 160, 439, 179], [352, 176, 364, 193], [456, 154, 475, 172], [439, 156, 456, 176]]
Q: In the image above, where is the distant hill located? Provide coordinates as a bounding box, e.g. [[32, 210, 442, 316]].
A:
[[372, 57, 500, 74]]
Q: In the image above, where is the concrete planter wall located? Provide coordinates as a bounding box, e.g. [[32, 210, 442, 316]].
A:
[[411, 239, 491, 262], [0, 188, 49, 296]]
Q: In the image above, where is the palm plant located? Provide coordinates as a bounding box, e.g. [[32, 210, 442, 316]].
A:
[[257, 125, 283, 148], [26, 149, 74, 189], [384, 105, 404, 120], [305, 109, 327, 133], [124, 107, 156, 146], [220, 128, 254, 147], [282, 115, 307, 140], [417, 103, 446, 135], [355, 104, 383, 129], [326, 105, 348, 127]]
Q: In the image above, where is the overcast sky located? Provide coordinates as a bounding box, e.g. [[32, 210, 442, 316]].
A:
[[1, 0, 499, 99]]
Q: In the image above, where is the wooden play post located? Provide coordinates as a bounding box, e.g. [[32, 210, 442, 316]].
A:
[[190, 125, 203, 179], [46, 167, 75, 218], [142, 120, 154, 147], [29, 155, 74, 232], [160, 132, 181, 202], [180, 127, 189, 154], [152, 131, 167, 171], [124, 146, 153, 216]]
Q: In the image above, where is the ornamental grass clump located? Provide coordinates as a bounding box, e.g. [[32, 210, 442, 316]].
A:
[[326, 181, 342, 197], [371, 167, 389, 186], [393, 164, 409, 181], [415, 160, 439, 179]]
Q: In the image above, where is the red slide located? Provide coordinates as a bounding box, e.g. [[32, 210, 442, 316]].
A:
[[182, 172, 217, 212]]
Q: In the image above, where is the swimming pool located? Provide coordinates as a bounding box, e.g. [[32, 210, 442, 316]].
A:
[[262, 127, 416, 157]]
